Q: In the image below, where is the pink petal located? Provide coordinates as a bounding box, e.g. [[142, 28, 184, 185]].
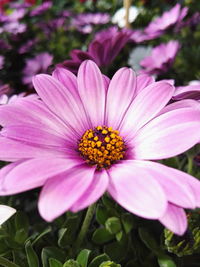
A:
[[133, 108, 200, 160], [120, 81, 174, 140], [134, 160, 196, 208], [105, 68, 136, 129], [108, 160, 167, 219], [0, 158, 81, 195], [157, 99, 200, 116], [135, 74, 154, 95], [70, 170, 109, 212], [1, 125, 68, 147], [38, 165, 95, 221], [0, 137, 72, 162], [0, 99, 73, 140], [52, 67, 80, 100], [159, 203, 187, 235], [77, 60, 106, 126], [32, 74, 89, 137]]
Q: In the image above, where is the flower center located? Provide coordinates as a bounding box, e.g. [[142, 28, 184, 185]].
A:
[[78, 126, 126, 170]]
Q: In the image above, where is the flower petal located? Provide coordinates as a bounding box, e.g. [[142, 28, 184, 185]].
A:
[[108, 160, 167, 219], [0, 99, 73, 140], [0, 137, 71, 162], [52, 67, 80, 100], [0, 158, 81, 195], [77, 60, 106, 126], [135, 74, 154, 94], [0, 205, 16, 225], [134, 160, 196, 208], [105, 68, 136, 129], [32, 74, 89, 137], [133, 108, 200, 160], [38, 165, 95, 221], [159, 203, 187, 235], [120, 81, 174, 139], [70, 170, 109, 212]]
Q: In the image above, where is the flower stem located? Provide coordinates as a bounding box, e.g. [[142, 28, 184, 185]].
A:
[[74, 203, 96, 252], [123, 0, 132, 28]]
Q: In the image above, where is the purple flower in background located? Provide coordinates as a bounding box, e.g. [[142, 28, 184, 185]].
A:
[[140, 40, 180, 75], [59, 27, 131, 74], [23, 52, 53, 86], [30, 1, 52, 16], [3, 21, 27, 34], [0, 61, 200, 235], [18, 39, 37, 54], [145, 4, 188, 37], [173, 81, 200, 100], [72, 13, 110, 34], [0, 56, 4, 69]]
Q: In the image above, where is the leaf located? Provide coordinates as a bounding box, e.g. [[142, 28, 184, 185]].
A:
[[138, 228, 160, 254], [76, 249, 91, 267], [104, 241, 127, 262], [121, 213, 135, 234], [15, 211, 29, 234], [105, 217, 121, 235], [49, 258, 63, 267], [63, 260, 81, 267], [25, 241, 39, 267], [96, 205, 110, 225], [15, 229, 28, 244], [41, 247, 66, 267], [157, 255, 177, 267], [88, 254, 110, 267], [0, 256, 20, 267], [92, 228, 114, 244], [32, 226, 52, 246]]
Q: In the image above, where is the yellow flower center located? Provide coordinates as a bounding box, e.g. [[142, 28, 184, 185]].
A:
[[78, 126, 126, 170]]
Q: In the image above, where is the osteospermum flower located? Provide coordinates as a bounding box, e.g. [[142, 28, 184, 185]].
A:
[[173, 81, 200, 100], [0, 60, 200, 235], [145, 4, 188, 37], [140, 40, 180, 75]]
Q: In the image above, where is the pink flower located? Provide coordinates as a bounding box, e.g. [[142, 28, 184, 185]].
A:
[[140, 40, 180, 75], [0, 55, 4, 70], [0, 60, 200, 235], [72, 13, 110, 34], [59, 27, 131, 74], [145, 4, 188, 37], [22, 52, 53, 86], [173, 81, 200, 100]]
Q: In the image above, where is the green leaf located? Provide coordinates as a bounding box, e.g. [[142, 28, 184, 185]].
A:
[[58, 228, 68, 248], [32, 226, 52, 246], [92, 228, 114, 244], [15, 211, 29, 234], [157, 255, 177, 267], [41, 247, 66, 267], [76, 249, 91, 267], [25, 241, 39, 267], [96, 205, 110, 225], [105, 217, 121, 235], [63, 260, 81, 267], [15, 229, 27, 244], [88, 254, 110, 267], [49, 258, 63, 267], [138, 228, 160, 254], [99, 261, 121, 267], [104, 241, 127, 262], [121, 213, 135, 234], [0, 256, 20, 267]]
